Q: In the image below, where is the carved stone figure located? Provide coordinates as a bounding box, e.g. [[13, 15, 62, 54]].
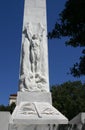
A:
[[19, 23, 48, 92], [30, 34, 41, 74], [22, 23, 44, 75], [20, 23, 31, 76]]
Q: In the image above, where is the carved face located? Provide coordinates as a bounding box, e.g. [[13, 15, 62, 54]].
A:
[[32, 34, 38, 40], [26, 23, 30, 30]]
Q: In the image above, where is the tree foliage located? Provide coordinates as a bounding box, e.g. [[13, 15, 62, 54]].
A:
[[48, 0, 85, 77], [0, 102, 16, 114], [51, 81, 85, 120]]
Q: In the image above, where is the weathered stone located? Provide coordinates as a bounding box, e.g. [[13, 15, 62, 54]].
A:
[[0, 112, 11, 130]]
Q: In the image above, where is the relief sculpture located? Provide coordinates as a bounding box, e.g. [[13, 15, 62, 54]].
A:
[[19, 23, 48, 92], [19, 102, 59, 117]]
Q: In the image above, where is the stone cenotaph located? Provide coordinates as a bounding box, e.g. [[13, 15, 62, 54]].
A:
[[9, 0, 68, 130]]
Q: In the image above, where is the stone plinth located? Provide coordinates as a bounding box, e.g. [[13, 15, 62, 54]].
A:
[[9, 124, 59, 130], [17, 92, 52, 105], [9, 101, 68, 130]]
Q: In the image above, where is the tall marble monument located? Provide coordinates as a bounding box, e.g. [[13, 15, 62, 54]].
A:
[[9, 0, 68, 130]]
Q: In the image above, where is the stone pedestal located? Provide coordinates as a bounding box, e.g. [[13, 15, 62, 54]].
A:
[[9, 124, 59, 130], [17, 92, 52, 105], [9, 92, 68, 130]]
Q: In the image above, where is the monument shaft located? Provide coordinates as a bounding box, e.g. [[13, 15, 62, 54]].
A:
[[19, 0, 49, 92]]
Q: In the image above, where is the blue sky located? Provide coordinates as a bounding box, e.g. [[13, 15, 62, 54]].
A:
[[0, 0, 84, 105]]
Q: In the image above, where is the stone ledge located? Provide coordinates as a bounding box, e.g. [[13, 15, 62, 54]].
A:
[[10, 102, 68, 125]]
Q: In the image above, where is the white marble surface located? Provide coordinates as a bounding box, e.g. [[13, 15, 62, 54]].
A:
[[70, 113, 85, 124], [19, 0, 49, 92], [16, 92, 52, 105], [9, 124, 58, 130], [69, 113, 85, 130], [0, 112, 11, 130], [10, 102, 68, 125]]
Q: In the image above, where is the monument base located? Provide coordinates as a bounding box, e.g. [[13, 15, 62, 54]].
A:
[[16, 92, 52, 105], [8, 92, 68, 130], [9, 124, 59, 130]]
